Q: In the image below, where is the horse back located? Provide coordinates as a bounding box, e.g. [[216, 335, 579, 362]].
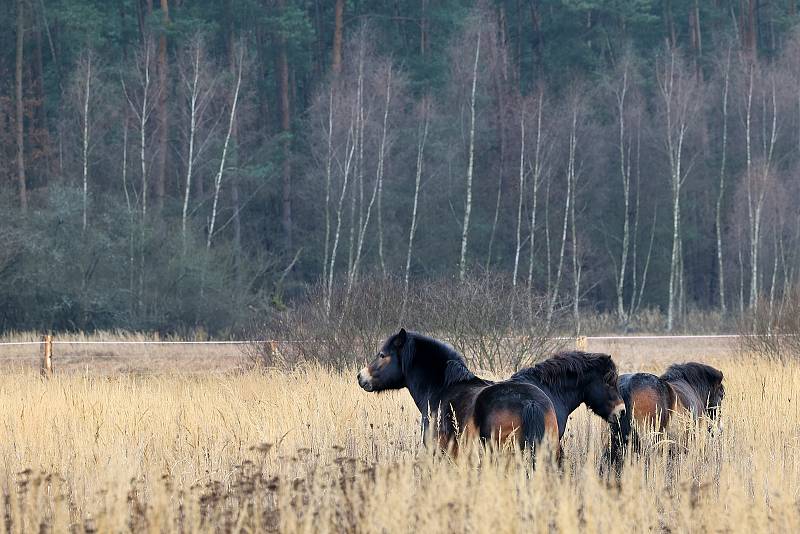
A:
[[619, 373, 673, 431]]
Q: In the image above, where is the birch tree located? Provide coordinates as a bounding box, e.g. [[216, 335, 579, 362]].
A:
[[512, 101, 526, 286], [547, 95, 582, 326], [72, 51, 96, 232], [741, 61, 778, 312], [122, 40, 158, 223], [348, 63, 394, 291], [459, 29, 481, 282], [656, 47, 699, 331], [121, 39, 159, 306], [178, 35, 217, 249], [402, 98, 431, 318], [526, 88, 551, 295], [716, 48, 731, 313], [206, 43, 243, 250], [609, 57, 640, 324]]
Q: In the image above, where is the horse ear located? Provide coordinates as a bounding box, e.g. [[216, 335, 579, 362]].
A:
[[394, 328, 407, 348]]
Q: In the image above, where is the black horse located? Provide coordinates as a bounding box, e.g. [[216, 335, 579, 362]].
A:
[[609, 362, 725, 465], [474, 351, 626, 457], [357, 329, 490, 452], [357, 329, 625, 457]]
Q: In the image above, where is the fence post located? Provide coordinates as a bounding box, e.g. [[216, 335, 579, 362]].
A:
[[575, 336, 588, 352], [41, 334, 54, 377], [269, 340, 280, 362]]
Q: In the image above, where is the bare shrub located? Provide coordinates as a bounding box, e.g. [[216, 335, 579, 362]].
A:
[[738, 287, 800, 361], [249, 272, 563, 372]]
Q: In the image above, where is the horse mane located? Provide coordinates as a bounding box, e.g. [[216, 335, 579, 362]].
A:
[[661, 362, 723, 393], [512, 351, 617, 386], [401, 332, 476, 386]]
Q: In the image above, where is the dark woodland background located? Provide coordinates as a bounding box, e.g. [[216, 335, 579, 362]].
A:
[[2, 0, 799, 336]]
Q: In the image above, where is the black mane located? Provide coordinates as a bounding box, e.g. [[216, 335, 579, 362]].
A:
[[512, 351, 617, 386], [399, 331, 476, 386], [661, 362, 722, 393]]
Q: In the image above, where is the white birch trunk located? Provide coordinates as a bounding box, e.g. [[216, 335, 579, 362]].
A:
[[512, 110, 525, 286], [403, 101, 430, 317], [322, 88, 334, 309], [81, 55, 91, 233], [349, 66, 392, 291], [658, 50, 691, 332], [716, 49, 730, 313], [547, 102, 576, 325], [326, 121, 357, 317], [527, 94, 544, 293], [459, 31, 480, 282], [615, 66, 631, 323], [749, 75, 778, 311], [182, 44, 201, 249], [207, 46, 243, 250], [569, 139, 581, 333]]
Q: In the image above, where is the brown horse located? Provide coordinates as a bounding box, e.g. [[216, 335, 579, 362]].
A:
[[609, 362, 725, 465], [357, 329, 624, 457], [474, 351, 626, 458]]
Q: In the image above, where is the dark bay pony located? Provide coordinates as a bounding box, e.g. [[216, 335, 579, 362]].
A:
[[610, 362, 725, 463], [357, 329, 625, 456], [474, 351, 626, 457], [357, 329, 490, 451]]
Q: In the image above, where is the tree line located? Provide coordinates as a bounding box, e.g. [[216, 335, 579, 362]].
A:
[[1, 0, 799, 334]]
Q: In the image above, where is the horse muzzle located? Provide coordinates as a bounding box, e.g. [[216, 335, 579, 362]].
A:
[[609, 402, 626, 422], [357, 368, 374, 392]]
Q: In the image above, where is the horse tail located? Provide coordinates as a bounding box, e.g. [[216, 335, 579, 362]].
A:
[[521, 401, 546, 449]]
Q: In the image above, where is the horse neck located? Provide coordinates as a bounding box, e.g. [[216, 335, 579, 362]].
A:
[[404, 363, 448, 418], [535, 379, 584, 433]]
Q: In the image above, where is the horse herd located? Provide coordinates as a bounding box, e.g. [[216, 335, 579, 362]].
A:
[[357, 329, 725, 468]]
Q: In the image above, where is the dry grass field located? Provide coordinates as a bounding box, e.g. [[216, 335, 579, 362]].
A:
[[0, 334, 797, 532]]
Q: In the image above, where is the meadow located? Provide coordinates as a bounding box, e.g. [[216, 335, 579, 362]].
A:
[[0, 337, 798, 532]]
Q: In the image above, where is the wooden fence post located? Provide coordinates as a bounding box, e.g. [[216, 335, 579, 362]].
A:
[[40, 334, 54, 377], [575, 336, 588, 352], [269, 340, 281, 362]]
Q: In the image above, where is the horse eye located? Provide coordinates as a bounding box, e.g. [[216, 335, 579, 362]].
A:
[[380, 352, 388, 359]]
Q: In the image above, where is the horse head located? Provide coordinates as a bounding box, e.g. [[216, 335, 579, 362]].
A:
[[357, 328, 408, 392]]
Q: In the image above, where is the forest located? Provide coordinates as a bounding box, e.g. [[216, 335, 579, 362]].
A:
[[1, 0, 799, 335]]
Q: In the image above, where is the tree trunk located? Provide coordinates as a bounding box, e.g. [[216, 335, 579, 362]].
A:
[[325, 118, 357, 316], [459, 31, 481, 281], [322, 88, 334, 310], [277, 1, 293, 253], [420, 0, 428, 56], [512, 109, 525, 286], [82, 55, 92, 232], [486, 52, 507, 269], [615, 65, 631, 324], [15, 0, 28, 212], [155, 0, 169, 213], [332, 0, 344, 75], [403, 100, 430, 319], [527, 91, 544, 293], [349, 66, 392, 292], [207, 46, 243, 250], [716, 49, 730, 313], [181, 43, 200, 249], [548, 101, 577, 326]]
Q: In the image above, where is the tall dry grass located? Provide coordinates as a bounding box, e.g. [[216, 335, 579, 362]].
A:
[[0, 358, 798, 532]]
